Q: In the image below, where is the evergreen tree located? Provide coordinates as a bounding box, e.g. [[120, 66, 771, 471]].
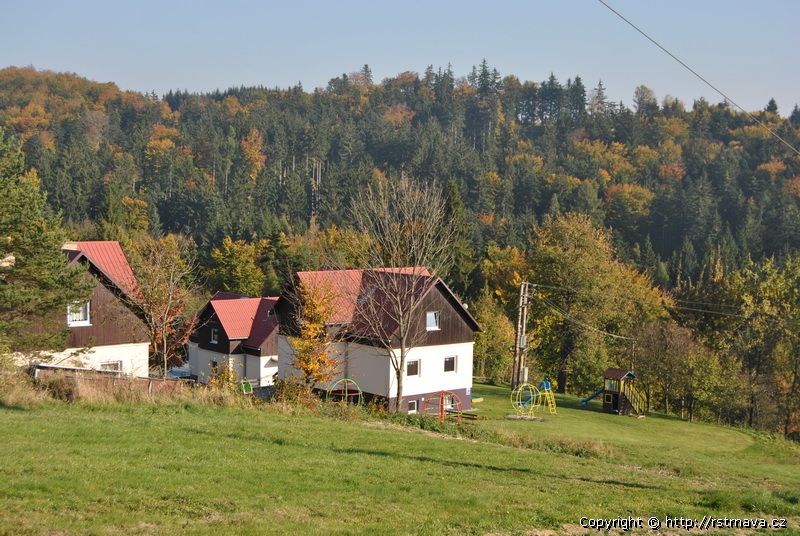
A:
[[0, 127, 90, 353]]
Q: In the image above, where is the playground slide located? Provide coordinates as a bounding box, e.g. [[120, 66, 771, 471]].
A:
[[580, 387, 604, 407]]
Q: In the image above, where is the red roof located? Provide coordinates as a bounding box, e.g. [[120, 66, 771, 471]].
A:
[[64, 241, 138, 296], [292, 267, 481, 339], [295, 267, 432, 325], [209, 295, 278, 342]]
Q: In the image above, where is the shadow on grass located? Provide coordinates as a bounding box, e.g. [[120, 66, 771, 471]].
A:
[[331, 446, 538, 474], [0, 401, 30, 412], [331, 447, 667, 492]]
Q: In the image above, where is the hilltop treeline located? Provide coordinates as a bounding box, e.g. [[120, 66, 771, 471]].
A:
[[1, 64, 799, 436]]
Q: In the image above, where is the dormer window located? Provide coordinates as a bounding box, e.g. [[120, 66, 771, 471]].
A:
[[210, 327, 219, 344], [67, 301, 91, 327], [426, 311, 440, 331]]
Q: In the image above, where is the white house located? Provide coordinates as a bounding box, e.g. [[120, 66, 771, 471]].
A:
[[187, 292, 279, 387], [275, 268, 481, 412]]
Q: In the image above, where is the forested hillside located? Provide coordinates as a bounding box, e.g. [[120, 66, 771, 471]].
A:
[[1, 64, 799, 436]]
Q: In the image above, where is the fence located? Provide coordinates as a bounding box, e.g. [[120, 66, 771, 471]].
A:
[[33, 366, 188, 398]]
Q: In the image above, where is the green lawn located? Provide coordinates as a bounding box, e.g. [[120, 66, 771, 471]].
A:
[[0, 384, 798, 535]]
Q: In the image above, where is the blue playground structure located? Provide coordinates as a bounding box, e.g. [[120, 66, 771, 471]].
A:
[[511, 380, 558, 416], [579, 387, 604, 407]]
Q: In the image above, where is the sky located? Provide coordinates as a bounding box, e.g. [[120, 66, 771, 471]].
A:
[[1, 0, 798, 114]]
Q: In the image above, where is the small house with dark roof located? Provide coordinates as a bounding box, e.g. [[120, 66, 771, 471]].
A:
[[274, 267, 481, 412], [187, 292, 279, 387], [40, 241, 150, 376]]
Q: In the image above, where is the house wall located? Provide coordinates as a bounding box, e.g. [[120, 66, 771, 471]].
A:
[[188, 342, 276, 387], [388, 342, 473, 412], [66, 273, 149, 348], [44, 342, 150, 377], [192, 314, 240, 354], [277, 336, 472, 411], [396, 283, 476, 348]]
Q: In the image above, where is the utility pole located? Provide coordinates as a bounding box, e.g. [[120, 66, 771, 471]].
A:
[[512, 282, 535, 388]]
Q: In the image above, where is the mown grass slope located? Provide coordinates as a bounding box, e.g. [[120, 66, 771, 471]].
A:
[[0, 383, 798, 535]]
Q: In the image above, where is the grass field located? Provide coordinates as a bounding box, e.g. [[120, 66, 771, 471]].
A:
[[0, 383, 798, 535]]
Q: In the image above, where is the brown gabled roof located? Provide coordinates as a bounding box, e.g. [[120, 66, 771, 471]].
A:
[[206, 294, 278, 344], [604, 367, 635, 380], [295, 267, 433, 325], [63, 241, 138, 297], [294, 267, 480, 338]]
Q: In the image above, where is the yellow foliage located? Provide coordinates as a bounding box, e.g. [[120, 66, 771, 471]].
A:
[[757, 160, 787, 177], [288, 283, 340, 389], [383, 103, 416, 125], [241, 128, 266, 183], [222, 95, 242, 116], [787, 177, 800, 198]]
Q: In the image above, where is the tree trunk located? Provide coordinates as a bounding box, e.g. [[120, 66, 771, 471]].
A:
[[395, 344, 405, 413], [556, 330, 574, 394]]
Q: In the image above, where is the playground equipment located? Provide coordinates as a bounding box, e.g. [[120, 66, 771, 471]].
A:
[[241, 380, 254, 395], [538, 380, 558, 415], [511, 380, 558, 416], [511, 383, 541, 416], [580, 368, 646, 415], [325, 377, 364, 405], [423, 390, 463, 423]]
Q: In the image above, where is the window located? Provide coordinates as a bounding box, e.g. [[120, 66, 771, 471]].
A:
[[426, 311, 440, 331], [444, 395, 455, 410], [67, 301, 91, 327], [407, 400, 418, 414], [100, 361, 122, 372], [444, 356, 456, 373], [210, 327, 219, 344], [406, 359, 420, 377]]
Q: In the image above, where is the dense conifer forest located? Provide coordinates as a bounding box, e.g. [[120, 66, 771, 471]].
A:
[[1, 63, 799, 436]]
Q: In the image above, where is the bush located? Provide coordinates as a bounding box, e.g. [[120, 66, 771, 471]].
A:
[[0, 369, 51, 408], [270, 378, 319, 409]]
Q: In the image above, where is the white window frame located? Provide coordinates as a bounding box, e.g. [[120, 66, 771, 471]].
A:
[[100, 361, 122, 372], [407, 400, 418, 414], [425, 311, 440, 331], [443, 355, 457, 373], [210, 327, 219, 344], [406, 359, 420, 377], [67, 301, 91, 327]]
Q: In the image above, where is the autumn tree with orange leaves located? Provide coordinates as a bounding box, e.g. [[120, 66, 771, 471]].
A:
[[288, 282, 340, 390]]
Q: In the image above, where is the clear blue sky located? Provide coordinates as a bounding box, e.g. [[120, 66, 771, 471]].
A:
[[2, 0, 798, 113]]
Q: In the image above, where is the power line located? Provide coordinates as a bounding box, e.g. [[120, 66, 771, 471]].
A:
[[534, 281, 800, 328], [596, 0, 800, 159], [538, 295, 635, 341]]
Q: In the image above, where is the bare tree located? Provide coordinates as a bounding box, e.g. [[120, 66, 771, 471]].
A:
[[331, 175, 455, 411], [127, 234, 199, 377]]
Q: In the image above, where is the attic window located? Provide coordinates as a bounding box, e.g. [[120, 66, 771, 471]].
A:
[[210, 328, 219, 344], [425, 311, 440, 331], [67, 301, 91, 327]]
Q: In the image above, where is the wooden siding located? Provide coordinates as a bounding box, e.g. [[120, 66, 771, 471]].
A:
[[243, 333, 277, 357], [394, 283, 475, 347], [191, 310, 240, 354], [66, 274, 148, 348]]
